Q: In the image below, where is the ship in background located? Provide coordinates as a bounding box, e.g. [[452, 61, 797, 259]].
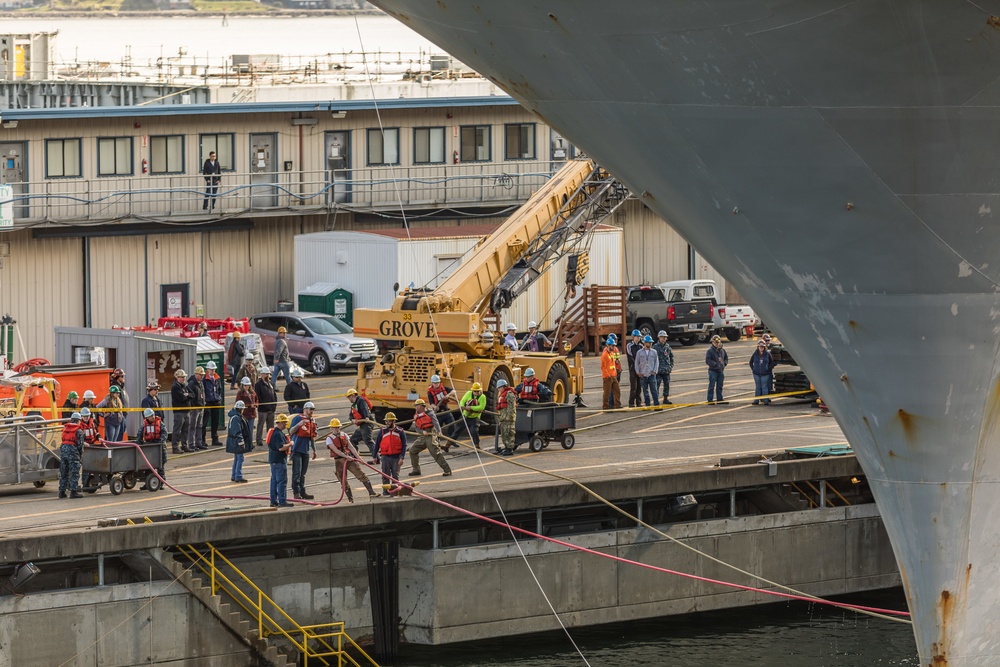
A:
[[367, 1, 1000, 665]]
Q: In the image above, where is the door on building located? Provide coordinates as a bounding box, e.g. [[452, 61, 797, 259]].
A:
[[324, 131, 351, 204], [0, 141, 28, 219], [249, 133, 278, 208], [161, 283, 190, 318]]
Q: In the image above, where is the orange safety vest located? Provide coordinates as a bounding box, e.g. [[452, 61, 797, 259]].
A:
[[61, 422, 82, 446], [379, 427, 404, 456], [142, 418, 162, 442], [414, 410, 434, 431], [428, 384, 450, 407], [295, 418, 317, 439], [327, 432, 351, 455], [519, 377, 540, 401], [80, 418, 98, 444], [601, 348, 618, 379], [497, 386, 516, 410]]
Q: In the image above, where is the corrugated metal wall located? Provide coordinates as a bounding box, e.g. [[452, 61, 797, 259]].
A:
[[0, 230, 85, 360], [620, 200, 727, 297]]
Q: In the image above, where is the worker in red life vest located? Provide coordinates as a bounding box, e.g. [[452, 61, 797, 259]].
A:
[[347, 388, 378, 463], [289, 402, 318, 500], [78, 407, 99, 445], [58, 411, 85, 499], [326, 418, 377, 502], [408, 399, 452, 477], [514, 368, 552, 404], [138, 407, 167, 482], [373, 412, 407, 496], [426, 374, 458, 449], [495, 379, 518, 456]]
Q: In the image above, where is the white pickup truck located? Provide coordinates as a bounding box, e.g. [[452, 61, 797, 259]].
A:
[[657, 279, 756, 342]]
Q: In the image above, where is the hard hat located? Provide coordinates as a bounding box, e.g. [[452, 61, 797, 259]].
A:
[[711, 335, 722, 342], [497, 379, 508, 387], [506, 323, 516, 331], [143, 408, 154, 418], [147, 381, 160, 390], [175, 369, 187, 378], [642, 335, 654, 343], [277, 326, 287, 333], [240, 376, 251, 385], [471, 382, 483, 391], [292, 368, 305, 378], [328, 418, 342, 428], [109, 385, 120, 393], [80, 408, 91, 417], [762, 333, 772, 342], [414, 398, 426, 406], [232, 332, 242, 339], [528, 320, 538, 329], [430, 375, 441, 383], [632, 329, 641, 337], [67, 391, 79, 400], [303, 401, 315, 410], [346, 388, 358, 396], [606, 334, 617, 345], [524, 368, 535, 377], [111, 368, 124, 378], [206, 361, 217, 370], [234, 400, 246, 409], [657, 330, 668, 338], [194, 366, 205, 374], [83, 390, 96, 400], [70, 411, 81, 420], [385, 412, 397, 421], [276, 413, 291, 424]]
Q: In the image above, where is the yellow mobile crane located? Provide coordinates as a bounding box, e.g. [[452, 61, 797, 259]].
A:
[[352, 159, 627, 421]]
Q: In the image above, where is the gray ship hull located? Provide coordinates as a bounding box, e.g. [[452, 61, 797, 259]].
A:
[[369, 1, 1000, 664]]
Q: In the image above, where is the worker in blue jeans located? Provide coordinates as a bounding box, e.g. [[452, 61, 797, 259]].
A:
[[705, 335, 729, 403]]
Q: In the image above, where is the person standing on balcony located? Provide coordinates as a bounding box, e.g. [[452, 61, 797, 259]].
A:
[[202, 151, 222, 212]]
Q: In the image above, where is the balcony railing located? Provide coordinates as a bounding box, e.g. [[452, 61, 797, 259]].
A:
[[0, 160, 568, 226]]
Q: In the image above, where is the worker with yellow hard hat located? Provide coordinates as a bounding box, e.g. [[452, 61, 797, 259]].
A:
[[373, 412, 407, 495], [267, 413, 293, 507], [408, 398, 452, 477], [227, 330, 246, 390], [326, 417, 378, 502], [271, 325, 292, 386], [346, 387, 378, 464], [455, 382, 486, 448]]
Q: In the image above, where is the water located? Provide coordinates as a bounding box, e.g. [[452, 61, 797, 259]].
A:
[[401, 592, 919, 667], [3, 15, 438, 64]]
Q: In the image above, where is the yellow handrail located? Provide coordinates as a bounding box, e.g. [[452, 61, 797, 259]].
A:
[[175, 543, 380, 667]]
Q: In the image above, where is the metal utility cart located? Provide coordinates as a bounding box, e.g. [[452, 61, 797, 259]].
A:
[[514, 402, 576, 452], [82, 442, 164, 495]]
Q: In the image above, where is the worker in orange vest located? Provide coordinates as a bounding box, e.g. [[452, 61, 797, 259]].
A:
[[601, 335, 622, 410]]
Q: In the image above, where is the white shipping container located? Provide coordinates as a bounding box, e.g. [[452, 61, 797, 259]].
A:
[[294, 225, 624, 332]]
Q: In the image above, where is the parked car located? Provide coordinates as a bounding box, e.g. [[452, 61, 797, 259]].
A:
[[250, 312, 378, 375], [624, 285, 713, 346]]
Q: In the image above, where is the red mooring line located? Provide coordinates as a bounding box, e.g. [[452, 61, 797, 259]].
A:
[[113, 440, 910, 619]]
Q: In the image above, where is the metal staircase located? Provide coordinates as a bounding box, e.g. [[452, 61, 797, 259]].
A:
[[158, 543, 380, 667]]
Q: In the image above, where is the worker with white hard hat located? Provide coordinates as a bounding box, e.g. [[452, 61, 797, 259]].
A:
[[520, 321, 551, 352], [426, 374, 459, 449], [226, 400, 252, 483], [171, 369, 194, 453], [202, 361, 225, 447], [289, 401, 318, 499], [503, 323, 519, 351], [284, 367, 311, 414]]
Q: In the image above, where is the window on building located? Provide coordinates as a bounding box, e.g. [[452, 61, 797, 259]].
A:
[[45, 138, 82, 178], [413, 127, 445, 164], [366, 127, 399, 166], [199, 133, 235, 171], [460, 125, 490, 162], [504, 123, 536, 160], [150, 135, 185, 174], [97, 137, 133, 177]]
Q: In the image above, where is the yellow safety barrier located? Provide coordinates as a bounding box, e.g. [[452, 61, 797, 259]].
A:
[[175, 542, 380, 667]]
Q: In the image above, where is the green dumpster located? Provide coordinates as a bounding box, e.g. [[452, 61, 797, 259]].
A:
[[298, 282, 354, 326]]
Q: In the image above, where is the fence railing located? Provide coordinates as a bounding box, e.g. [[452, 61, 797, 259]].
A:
[[0, 416, 63, 487], [1, 160, 568, 225]]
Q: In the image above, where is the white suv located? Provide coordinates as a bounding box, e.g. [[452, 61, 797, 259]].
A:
[[250, 312, 378, 375]]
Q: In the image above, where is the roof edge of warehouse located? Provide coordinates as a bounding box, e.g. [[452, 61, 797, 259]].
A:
[[0, 95, 519, 121]]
